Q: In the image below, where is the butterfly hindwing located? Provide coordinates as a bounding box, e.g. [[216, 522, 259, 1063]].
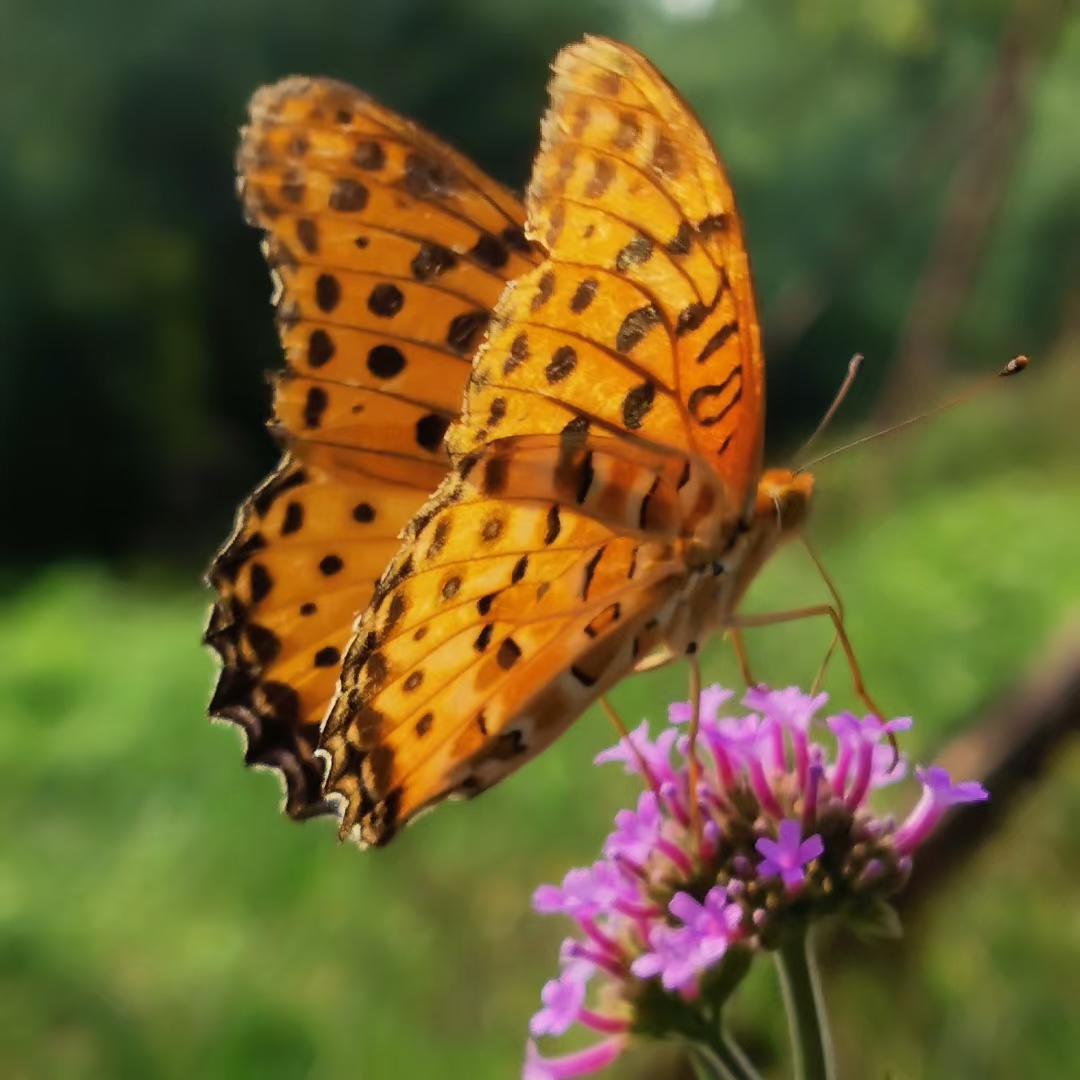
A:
[[205, 77, 538, 819], [319, 434, 691, 845]]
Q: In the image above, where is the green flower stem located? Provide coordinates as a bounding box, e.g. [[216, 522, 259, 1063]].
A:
[[688, 1027, 764, 1080], [689, 1044, 728, 1080], [775, 927, 835, 1080], [716, 1031, 765, 1080]]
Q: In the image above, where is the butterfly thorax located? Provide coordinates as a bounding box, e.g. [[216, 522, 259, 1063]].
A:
[[661, 468, 814, 656], [734, 467, 814, 600]]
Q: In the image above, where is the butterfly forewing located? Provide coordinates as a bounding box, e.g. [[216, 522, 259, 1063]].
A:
[[205, 77, 538, 819], [320, 37, 768, 845], [525, 37, 765, 513]]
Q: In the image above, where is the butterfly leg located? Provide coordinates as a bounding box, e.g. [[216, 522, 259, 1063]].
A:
[[728, 628, 756, 689], [725, 604, 884, 721], [801, 537, 841, 695], [725, 602, 899, 768], [686, 649, 704, 853], [600, 695, 661, 795]]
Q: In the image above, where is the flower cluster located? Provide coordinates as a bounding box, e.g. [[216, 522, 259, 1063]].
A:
[[525, 685, 988, 1079]]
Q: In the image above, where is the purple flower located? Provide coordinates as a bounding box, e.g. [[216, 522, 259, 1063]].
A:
[[743, 685, 828, 731], [527, 682, 989, 1076], [743, 685, 828, 783], [800, 760, 825, 832], [745, 721, 785, 816], [594, 720, 678, 787], [871, 742, 908, 788], [533, 861, 638, 920], [631, 923, 699, 990], [756, 818, 824, 890], [827, 711, 862, 796], [560, 938, 623, 981], [893, 766, 989, 853], [604, 791, 661, 865], [630, 887, 743, 991], [524, 1037, 626, 1079], [699, 714, 761, 792], [669, 887, 743, 967], [668, 684, 734, 726], [531, 967, 589, 1037], [826, 712, 909, 809]]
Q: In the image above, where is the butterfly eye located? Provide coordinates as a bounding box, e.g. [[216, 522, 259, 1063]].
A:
[[711, 561, 725, 577]]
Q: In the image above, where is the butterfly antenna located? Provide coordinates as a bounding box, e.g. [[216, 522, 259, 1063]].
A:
[[794, 353, 864, 465], [797, 355, 1028, 474]]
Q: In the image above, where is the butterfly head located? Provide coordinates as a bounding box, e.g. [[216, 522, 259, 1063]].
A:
[[755, 468, 814, 538], [687, 467, 816, 639]]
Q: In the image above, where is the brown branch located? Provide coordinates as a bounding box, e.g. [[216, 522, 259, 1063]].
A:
[[892, 619, 1080, 923]]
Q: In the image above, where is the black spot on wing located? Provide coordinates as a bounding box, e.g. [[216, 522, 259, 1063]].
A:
[[367, 344, 405, 379], [447, 310, 489, 355], [581, 546, 605, 600], [639, 476, 660, 530], [329, 178, 368, 212], [544, 504, 561, 545], [411, 242, 457, 281], [353, 141, 385, 170], [576, 452, 594, 505], [308, 329, 334, 367], [615, 305, 660, 353], [496, 637, 522, 670], [281, 501, 303, 535], [546, 346, 577, 384], [368, 283, 404, 317], [697, 321, 740, 365], [569, 279, 598, 314], [615, 234, 653, 272], [474, 624, 494, 652], [687, 368, 743, 428], [315, 274, 341, 312], [621, 382, 655, 430], [314, 645, 340, 668], [415, 413, 450, 452], [470, 232, 509, 270], [249, 563, 272, 604]]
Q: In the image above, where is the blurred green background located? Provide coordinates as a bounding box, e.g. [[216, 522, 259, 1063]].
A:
[[2, 0, 1078, 1077]]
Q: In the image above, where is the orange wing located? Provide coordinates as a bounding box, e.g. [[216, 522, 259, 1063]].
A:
[[204, 77, 539, 819], [515, 35, 764, 509], [319, 37, 766, 846], [319, 434, 692, 846]]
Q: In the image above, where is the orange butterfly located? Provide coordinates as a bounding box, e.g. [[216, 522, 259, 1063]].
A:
[[206, 36, 869, 846]]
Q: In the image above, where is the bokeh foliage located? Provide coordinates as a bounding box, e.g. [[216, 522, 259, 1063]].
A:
[[1, 0, 1078, 1077], [2, 0, 1076, 564]]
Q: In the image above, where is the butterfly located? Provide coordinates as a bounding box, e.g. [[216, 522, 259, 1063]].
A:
[[206, 36, 829, 847]]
